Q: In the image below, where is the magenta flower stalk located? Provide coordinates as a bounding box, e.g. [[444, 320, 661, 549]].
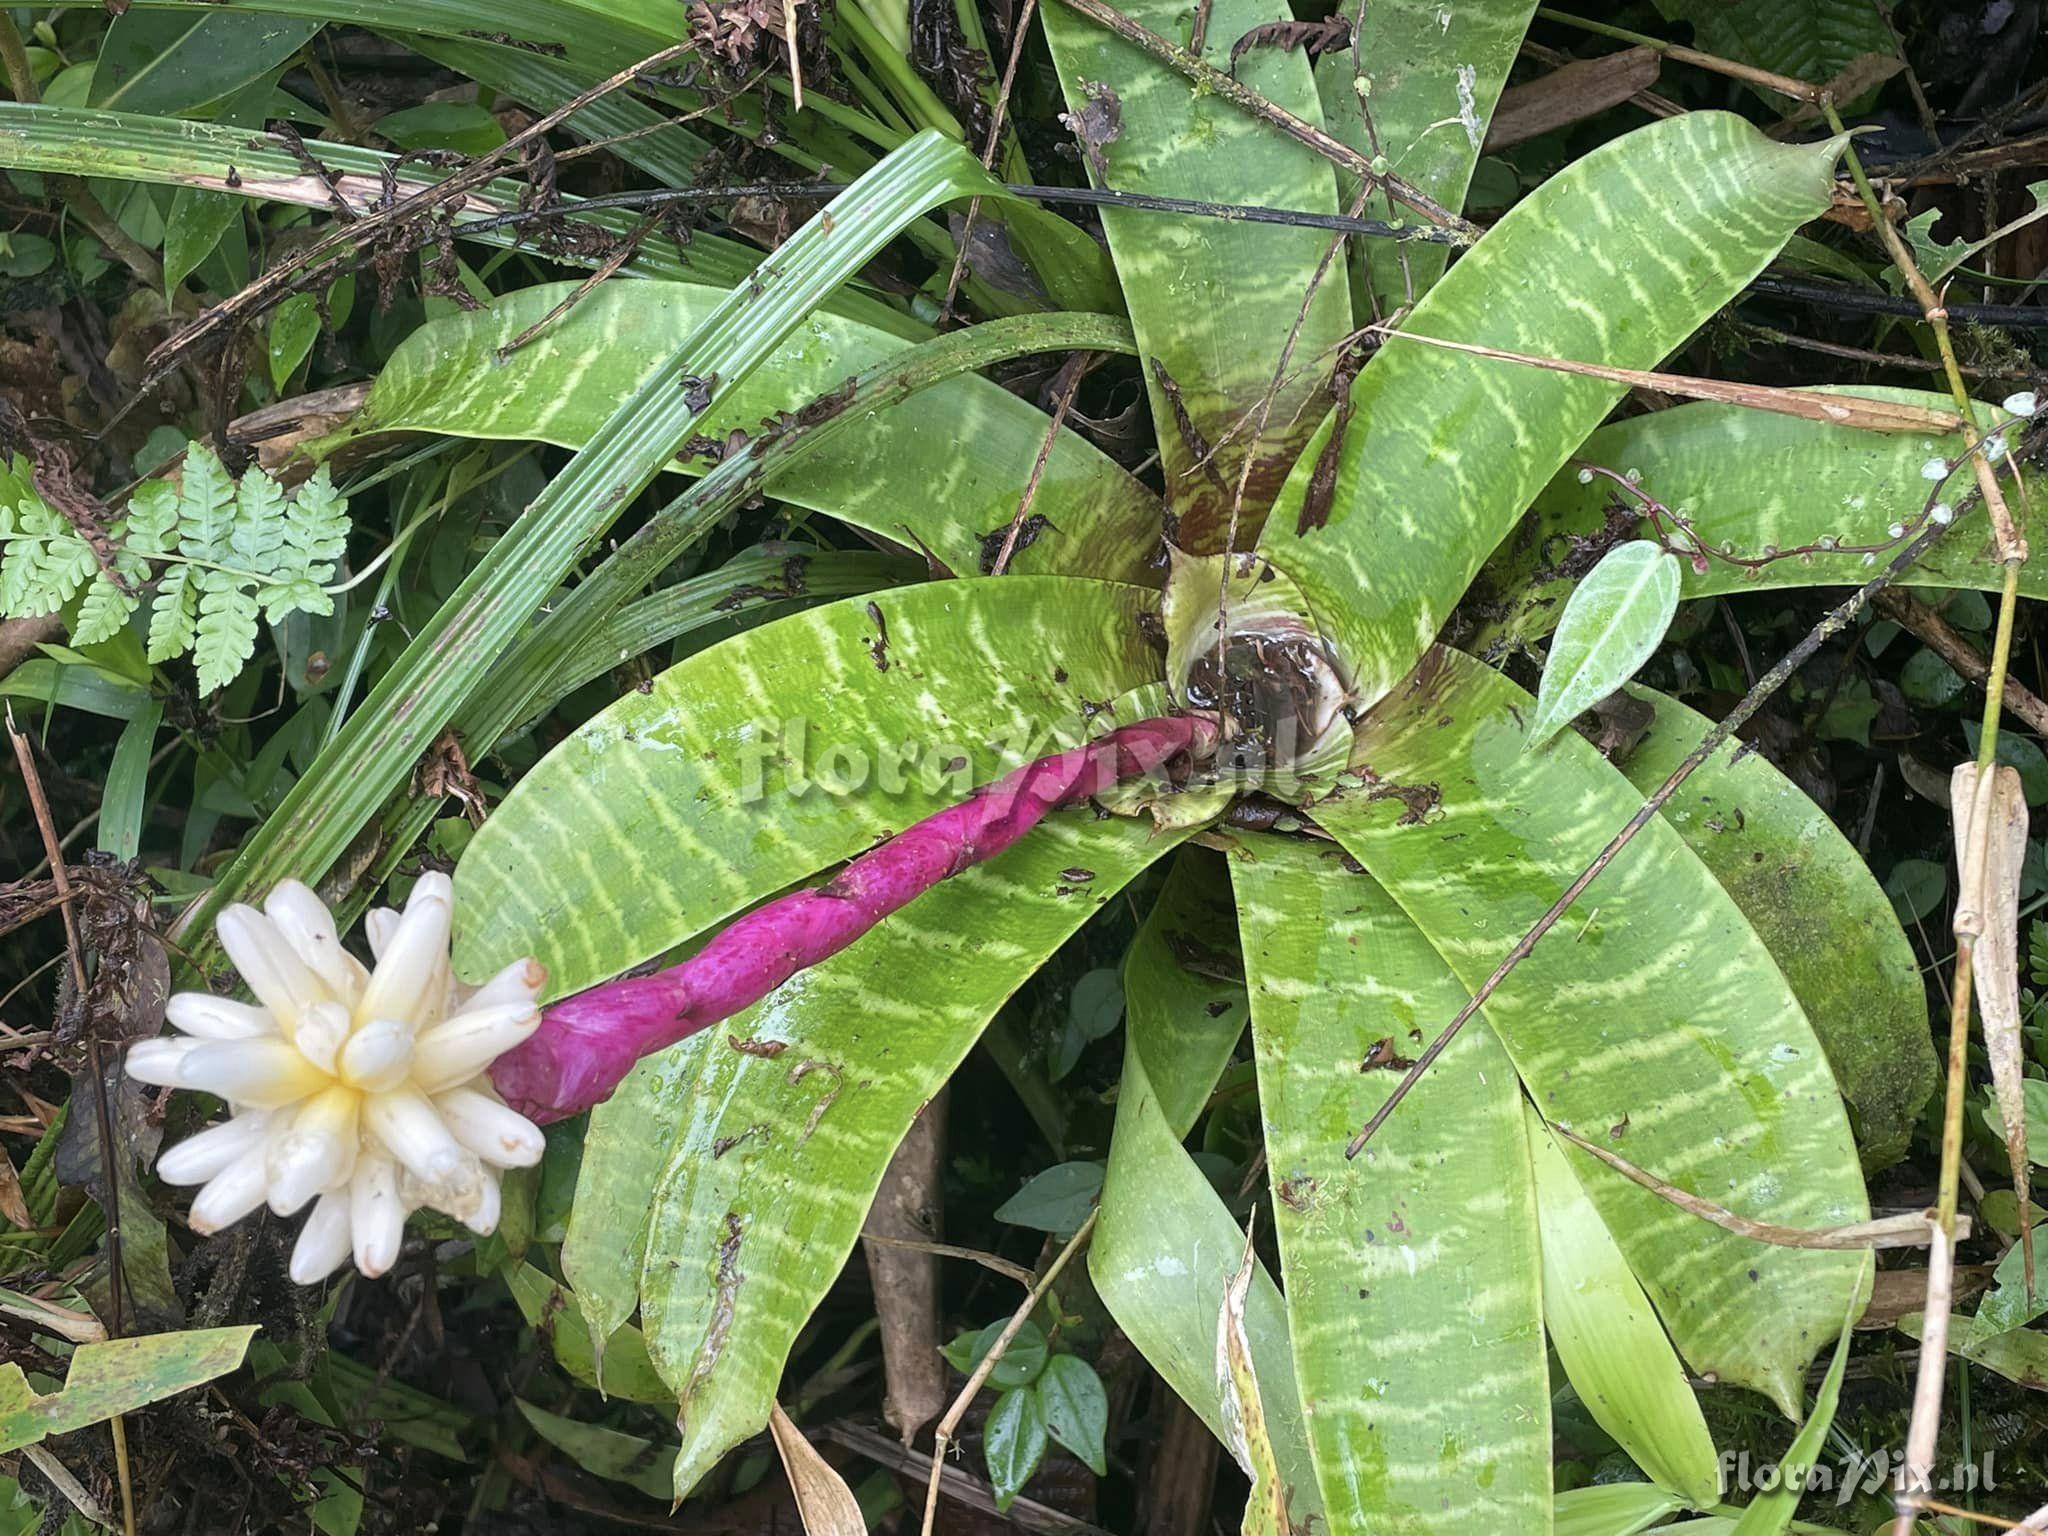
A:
[[489, 713, 1219, 1123]]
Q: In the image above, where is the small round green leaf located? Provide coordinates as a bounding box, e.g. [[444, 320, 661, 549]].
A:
[[968, 1319, 1048, 1390], [1527, 540, 1680, 749], [983, 1385, 1048, 1511], [1900, 646, 1965, 707], [993, 1161, 1103, 1236], [1035, 1355, 1108, 1475]]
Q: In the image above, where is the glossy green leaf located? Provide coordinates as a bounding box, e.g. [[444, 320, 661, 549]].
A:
[[1093, 851, 1322, 1522], [1528, 541, 1680, 749], [161, 186, 239, 293], [454, 576, 1165, 996], [268, 292, 320, 389], [1526, 1109, 1719, 1506], [1041, 0, 1350, 545], [629, 811, 1178, 1496], [1037, 1355, 1108, 1475], [1727, 1288, 1860, 1534], [1478, 390, 2044, 653], [1320, 648, 1869, 1414], [1233, 835, 1547, 1532], [995, 1162, 1103, 1235], [985, 1384, 1048, 1510], [372, 102, 506, 156], [89, 11, 320, 115], [964, 1321, 1050, 1390], [1967, 1235, 2048, 1343], [1554, 1483, 1689, 1536], [1, 1327, 256, 1451], [515, 1401, 675, 1500], [1316, 0, 1535, 308], [1261, 113, 1841, 710], [327, 281, 1161, 583], [1619, 686, 1935, 1170], [101, 700, 162, 863]]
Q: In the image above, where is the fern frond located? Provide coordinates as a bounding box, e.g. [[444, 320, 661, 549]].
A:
[[286, 466, 350, 580], [193, 581, 260, 694], [147, 564, 200, 663], [72, 569, 143, 647], [231, 467, 289, 570], [120, 481, 181, 557], [177, 446, 238, 564], [0, 499, 95, 617]]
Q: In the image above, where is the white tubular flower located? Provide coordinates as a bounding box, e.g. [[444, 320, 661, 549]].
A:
[[127, 875, 547, 1284]]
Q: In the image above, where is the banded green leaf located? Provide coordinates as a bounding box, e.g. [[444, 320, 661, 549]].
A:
[[1260, 113, 1842, 710], [1475, 390, 2045, 653], [1041, 0, 1351, 545], [1620, 685, 1934, 1170], [633, 811, 1181, 1497], [1527, 540, 1680, 749], [453, 577, 1165, 995], [327, 281, 1163, 583], [549, 548, 919, 702], [167, 131, 1031, 958], [1093, 851, 1323, 1522], [1316, 0, 1535, 310], [1234, 836, 1546, 1532], [1526, 1108, 1719, 1506], [1320, 647, 1868, 1414]]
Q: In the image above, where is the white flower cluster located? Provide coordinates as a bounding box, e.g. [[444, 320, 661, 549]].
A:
[[126, 875, 546, 1283]]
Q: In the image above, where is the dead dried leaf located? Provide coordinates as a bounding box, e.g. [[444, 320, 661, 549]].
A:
[[1954, 760, 2031, 1287], [769, 1402, 867, 1535]]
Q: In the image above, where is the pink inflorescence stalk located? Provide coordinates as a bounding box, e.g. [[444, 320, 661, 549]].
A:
[[490, 713, 1219, 1122]]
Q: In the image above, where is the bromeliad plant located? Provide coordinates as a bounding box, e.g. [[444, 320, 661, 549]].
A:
[[424, 12, 2025, 1531], [22, 0, 2042, 1527]]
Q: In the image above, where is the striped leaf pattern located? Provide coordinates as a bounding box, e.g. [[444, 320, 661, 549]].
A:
[[635, 812, 1180, 1496], [1232, 836, 1547, 1533], [1318, 647, 1868, 1415], [1619, 686, 1935, 1170], [1258, 112, 1843, 710], [451, 577, 1165, 996], [1040, 0, 1351, 546], [1316, 0, 1535, 310], [334, 282, 1163, 584], [1091, 852, 1325, 1523], [1475, 390, 2045, 653]]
